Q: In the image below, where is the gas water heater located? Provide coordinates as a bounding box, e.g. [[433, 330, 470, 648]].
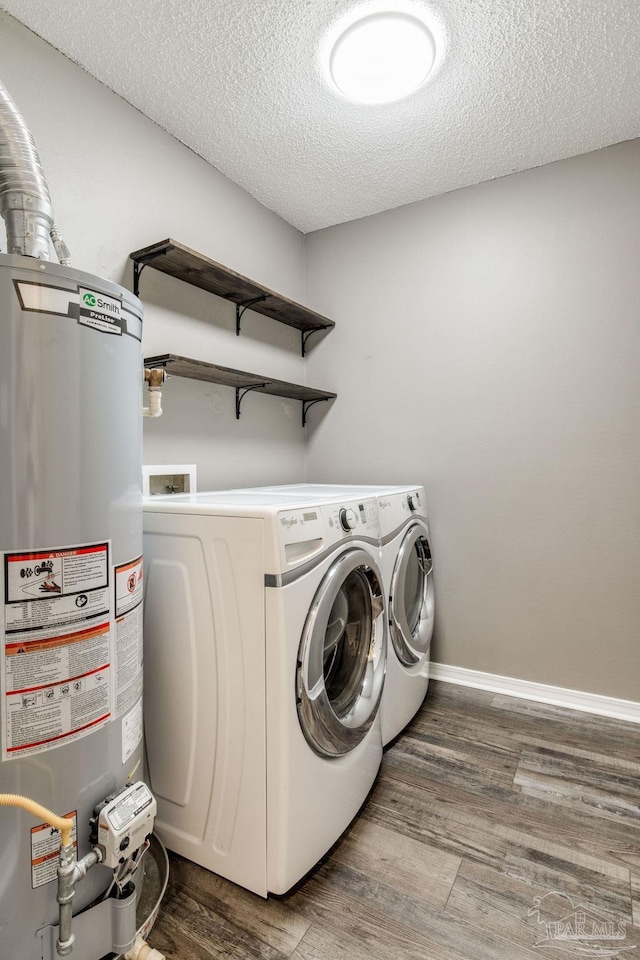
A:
[[0, 81, 162, 959]]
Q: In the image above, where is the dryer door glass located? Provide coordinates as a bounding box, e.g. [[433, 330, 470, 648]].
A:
[[297, 548, 386, 758], [389, 523, 434, 667]]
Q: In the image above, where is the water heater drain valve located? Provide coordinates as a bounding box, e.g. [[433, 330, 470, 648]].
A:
[[90, 781, 157, 869]]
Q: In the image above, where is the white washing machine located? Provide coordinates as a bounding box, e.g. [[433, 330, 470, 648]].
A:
[[142, 489, 386, 896], [256, 484, 434, 745]]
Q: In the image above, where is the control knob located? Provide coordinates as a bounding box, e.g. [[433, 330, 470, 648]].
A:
[[407, 495, 417, 512], [339, 507, 357, 532]]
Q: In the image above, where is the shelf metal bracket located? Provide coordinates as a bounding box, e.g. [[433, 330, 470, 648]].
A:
[[301, 327, 324, 358], [301, 397, 330, 428], [132, 244, 174, 297], [133, 261, 146, 298], [236, 296, 268, 336], [236, 383, 269, 419]]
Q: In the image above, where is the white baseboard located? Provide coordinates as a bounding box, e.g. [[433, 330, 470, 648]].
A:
[[430, 662, 640, 724]]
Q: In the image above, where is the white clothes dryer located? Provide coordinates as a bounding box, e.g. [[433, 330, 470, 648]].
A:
[[257, 484, 434, 746], [142, 490, 386, 896], [376, 486, 433, 744]]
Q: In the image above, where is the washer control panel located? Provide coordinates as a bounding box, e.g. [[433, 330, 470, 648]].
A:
[[339, 507, 357, 531], [323, 498, 379, 539], [276, 497, 380, 570]]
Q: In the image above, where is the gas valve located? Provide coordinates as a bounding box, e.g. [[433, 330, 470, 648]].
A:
[[90, 782, 156, 869]]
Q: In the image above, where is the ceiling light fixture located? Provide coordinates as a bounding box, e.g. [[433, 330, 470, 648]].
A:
[[329, 12, 436, 105]]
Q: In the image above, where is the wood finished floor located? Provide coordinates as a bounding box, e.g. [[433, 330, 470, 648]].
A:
[[149, 682, 640, 959]]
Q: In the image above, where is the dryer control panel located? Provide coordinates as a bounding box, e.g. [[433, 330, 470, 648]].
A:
[[377, 488, 427, 536]]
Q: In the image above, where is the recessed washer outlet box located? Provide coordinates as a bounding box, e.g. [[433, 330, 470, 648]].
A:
[[143, 464, 197, 497]]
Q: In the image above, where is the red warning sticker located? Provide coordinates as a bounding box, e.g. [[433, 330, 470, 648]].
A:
[[30, 810, 77, 889], [1, 541, 113, 760]]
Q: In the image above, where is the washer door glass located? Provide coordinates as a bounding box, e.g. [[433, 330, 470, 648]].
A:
[[297, 548, 386, 758], [389, 523, 434, 667]]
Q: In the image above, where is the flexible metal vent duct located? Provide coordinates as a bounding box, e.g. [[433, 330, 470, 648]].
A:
[[0, 78, 70, 262]]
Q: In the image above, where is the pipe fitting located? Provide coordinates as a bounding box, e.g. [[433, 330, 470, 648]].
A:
[[125, 935, 166, 960], [144, 368, 166, 388], [56, 846, 102, 956], [143, 368, 166, 419], [50, 224, 71, 265], [56, 843, 77, 957]]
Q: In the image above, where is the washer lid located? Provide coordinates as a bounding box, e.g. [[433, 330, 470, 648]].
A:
[[389, 521, 434, 668], [296, 548, 386, 758]]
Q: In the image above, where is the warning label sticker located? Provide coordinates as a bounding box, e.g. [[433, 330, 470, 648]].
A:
[[1, 542, 114, 760], [115, 556, 143, 618], [4, 544, 109, 632], [31, 810, 77, 888], [114, 557, 143, 719], [122, 696, 143, 765], [115, 604, 143, 718]]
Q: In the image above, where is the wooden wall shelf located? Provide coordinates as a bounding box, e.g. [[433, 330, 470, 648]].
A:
[[131, 239, 334, 356], [145, 354, 336, 427]]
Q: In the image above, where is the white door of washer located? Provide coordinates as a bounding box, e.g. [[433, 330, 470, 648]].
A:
[[297, 547, 386, 757], [389, 520, 434, 671]]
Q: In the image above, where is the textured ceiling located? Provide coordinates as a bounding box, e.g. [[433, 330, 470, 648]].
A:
[[2, 0, 639, 232]]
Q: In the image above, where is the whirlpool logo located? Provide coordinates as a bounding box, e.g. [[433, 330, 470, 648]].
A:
[[280, 516, 299, 528]]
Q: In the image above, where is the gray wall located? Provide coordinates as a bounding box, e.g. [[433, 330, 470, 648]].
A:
[[304, 141, 640, 701], [3, 14, 639, 700], [0, 13, 308, 490]]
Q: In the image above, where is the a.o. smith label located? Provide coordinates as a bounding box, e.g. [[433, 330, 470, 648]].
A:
[[78, 287, 123, 336], [13, 279, 142, 341]]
